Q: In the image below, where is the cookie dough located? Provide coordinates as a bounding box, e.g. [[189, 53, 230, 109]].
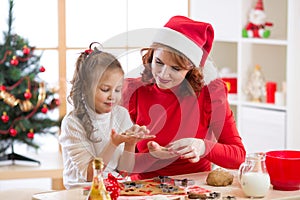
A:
[[206, 168, 234, 186]]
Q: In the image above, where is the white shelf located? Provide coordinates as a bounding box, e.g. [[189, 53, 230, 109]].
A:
[[240, 38, 288, 46], [191, 0, 300, 152], [229, 99, 287, 112], [240, 101, 287, 112], [215, 38, 239, 43]]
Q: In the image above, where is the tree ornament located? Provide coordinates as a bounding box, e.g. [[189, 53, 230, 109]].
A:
[[39, 66, 45, 72], [24, 89, 32, 99], [19, 99, 33, 112], [54, 98, 60, 106], [22, 45, 30, 55], [41, 104, 48, 113], [1, 112, 9, 123], [50, 98, 60, 109], [0, 85, 6, 91], [9, 128, 18, 137], [10, 55, 19, 66], [27, 129, 34, 139], [0, 80, 46, 112], [0, 90, 20, 107]]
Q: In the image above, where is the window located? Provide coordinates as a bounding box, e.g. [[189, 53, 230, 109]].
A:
[[0, 0, 188, 152]]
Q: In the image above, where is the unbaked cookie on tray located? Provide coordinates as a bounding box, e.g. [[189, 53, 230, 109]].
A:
[[120, 179, 186, 196]]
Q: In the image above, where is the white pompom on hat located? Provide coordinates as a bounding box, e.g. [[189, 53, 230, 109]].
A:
[[152, 15, 214, 67]]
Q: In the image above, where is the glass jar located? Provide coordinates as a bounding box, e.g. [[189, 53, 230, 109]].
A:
[[238, 152, 270, 198]]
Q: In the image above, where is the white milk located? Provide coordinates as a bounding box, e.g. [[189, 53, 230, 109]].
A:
[[240, 172, 270, 197]]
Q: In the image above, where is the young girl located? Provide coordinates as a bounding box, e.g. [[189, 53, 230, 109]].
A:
[[59, 42, 153, 189]]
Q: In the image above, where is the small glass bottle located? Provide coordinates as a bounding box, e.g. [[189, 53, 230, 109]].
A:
[[87, 158, 111, 200]]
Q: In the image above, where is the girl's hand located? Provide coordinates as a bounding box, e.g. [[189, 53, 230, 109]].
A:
[[122, 125, 155, 145], [110, 125, 154, 146], [123, 125, 152, 138]]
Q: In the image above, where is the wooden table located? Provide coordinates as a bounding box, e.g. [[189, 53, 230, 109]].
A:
[[32, 171, 300, 200], [0, 151, 64, 190]]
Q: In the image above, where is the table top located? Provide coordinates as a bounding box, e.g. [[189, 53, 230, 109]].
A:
[[32, 170, 300, 200], [0, 151, 63, 180]]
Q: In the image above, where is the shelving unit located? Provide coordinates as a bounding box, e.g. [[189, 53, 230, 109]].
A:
[[190, 0, 300, 153]]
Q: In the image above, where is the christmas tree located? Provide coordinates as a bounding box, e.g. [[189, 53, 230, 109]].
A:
[[0, 0, 61, 163]]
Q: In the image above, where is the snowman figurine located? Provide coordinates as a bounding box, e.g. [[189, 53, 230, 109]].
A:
[[242, 0, 273, 38]]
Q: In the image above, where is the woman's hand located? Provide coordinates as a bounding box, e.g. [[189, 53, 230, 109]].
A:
[[147, 141, 178, 159], [168, 138, 205, 163], [147, 138, 205, 162]]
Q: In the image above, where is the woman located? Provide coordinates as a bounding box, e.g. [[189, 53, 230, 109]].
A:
[[121, 16, 246, 180]]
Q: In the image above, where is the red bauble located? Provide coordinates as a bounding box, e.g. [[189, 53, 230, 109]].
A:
[[0, 85, 6, 91], [23, 46, 30, 55], [9, 128, 18, 137], [41, 105, 48, 113], [27, 129, 34, 139], [50, 98, 60, 109], [39, 66, 45, 72], [1, 112, 9, 123], [10, 56, 19, 66], [24, 89, 32, 99], [54, 99, 60, 106]]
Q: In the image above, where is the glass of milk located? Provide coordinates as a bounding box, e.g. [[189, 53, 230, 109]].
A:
[[238, 152, 270, 198]]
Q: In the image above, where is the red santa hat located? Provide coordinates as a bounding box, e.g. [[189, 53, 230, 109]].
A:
[[255, 0, 264, 11], [152, 15, 214, 67]]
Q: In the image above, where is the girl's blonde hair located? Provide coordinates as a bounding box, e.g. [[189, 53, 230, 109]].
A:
[[68, 43, 124, 141], [140, 43, 204, 96]]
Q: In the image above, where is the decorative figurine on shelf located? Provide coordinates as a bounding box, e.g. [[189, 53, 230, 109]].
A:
[[242, 0, 273, 38], [244, 65, 266, 102]]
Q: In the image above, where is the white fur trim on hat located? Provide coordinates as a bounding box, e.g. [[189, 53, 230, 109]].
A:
[[152, 27, 203, 67], [203, 60, 219, 85]]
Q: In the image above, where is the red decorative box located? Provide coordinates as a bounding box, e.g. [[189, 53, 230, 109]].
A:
[[222, 77, 237, 94]]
